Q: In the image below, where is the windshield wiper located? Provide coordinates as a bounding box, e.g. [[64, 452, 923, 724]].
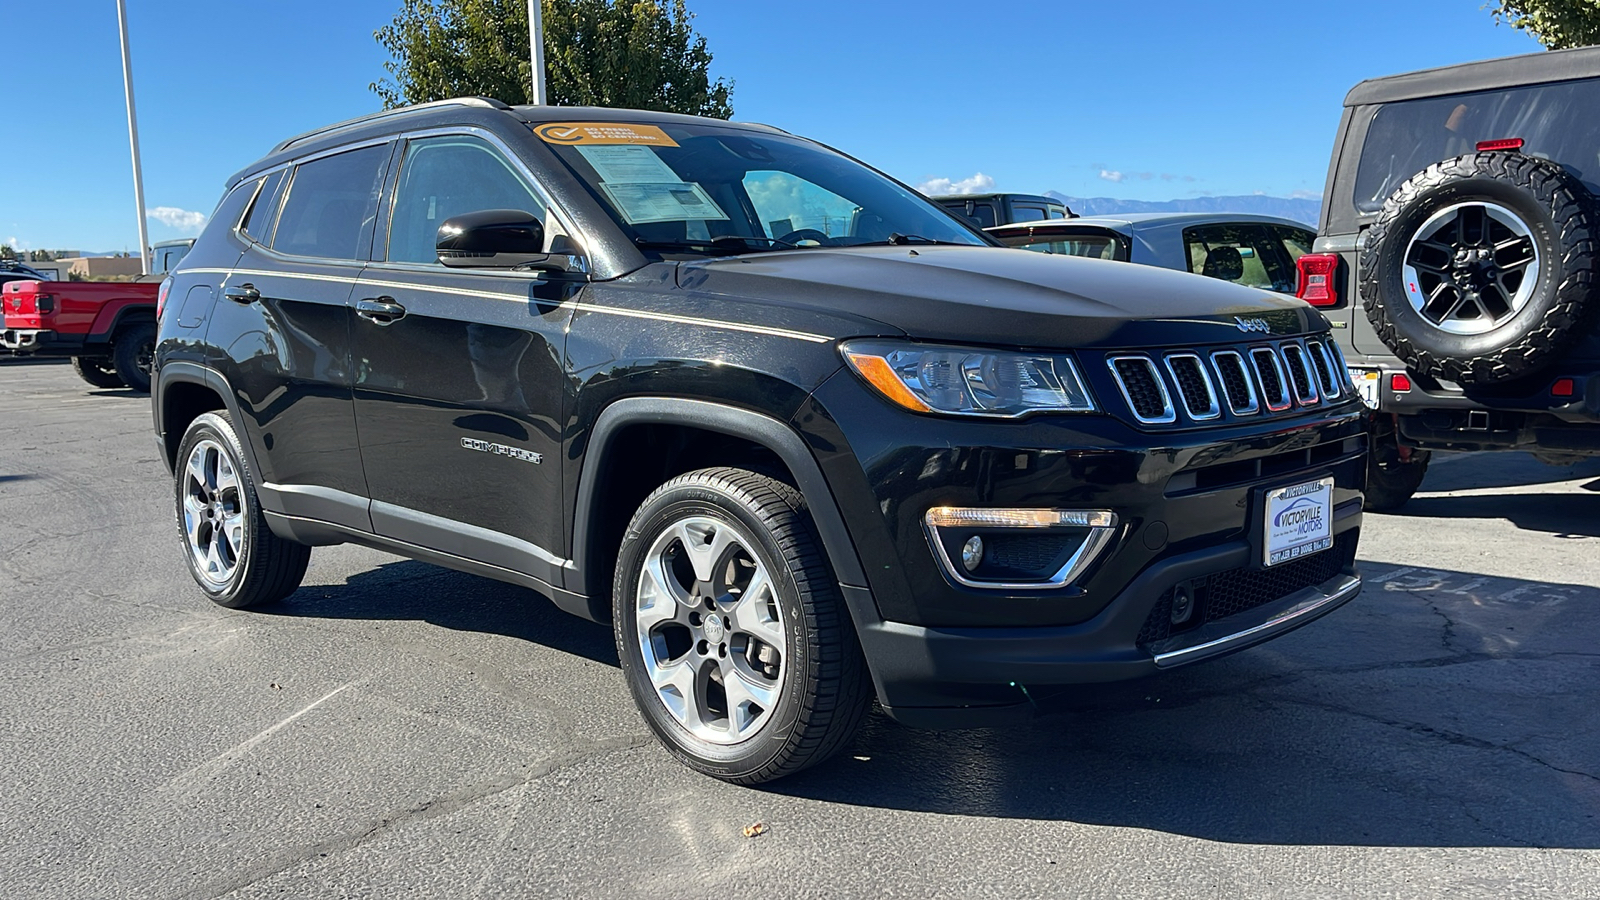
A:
[[634, 236, 798, 256], [846, 233, 969, 247]]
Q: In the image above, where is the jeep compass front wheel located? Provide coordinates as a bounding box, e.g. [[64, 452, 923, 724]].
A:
[[174, 412, 310, 608], [614, 468, 871, 784]]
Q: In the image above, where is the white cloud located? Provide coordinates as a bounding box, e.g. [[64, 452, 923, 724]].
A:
[[1290, 189, 1324, 200], [915, 172, 996, 195], [1098, 169, 1125, 183], [6, 235, 29, 250], [148, 207, 208, 233]]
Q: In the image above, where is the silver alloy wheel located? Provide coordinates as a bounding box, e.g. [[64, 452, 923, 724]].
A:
[[182, 438, 246, 589], [1402, 201, 1541, 336], [635, 515, 786, 745]]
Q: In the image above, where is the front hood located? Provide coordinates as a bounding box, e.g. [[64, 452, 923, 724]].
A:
[[678, 246, 1327, 349]]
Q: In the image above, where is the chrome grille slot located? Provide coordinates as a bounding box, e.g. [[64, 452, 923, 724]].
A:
[[1250, 347, 1291, 411], [1209, 351, 1258, 415], [1306, 339, 1341, 399], [1108, 356, 1176, 424], [1281, 343, 1319, 405], [1163, 353, 1219, 420]]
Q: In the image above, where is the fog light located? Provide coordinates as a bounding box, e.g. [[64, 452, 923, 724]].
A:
[[960, 535, 984, 572], [1171, 585, 1194, 625]]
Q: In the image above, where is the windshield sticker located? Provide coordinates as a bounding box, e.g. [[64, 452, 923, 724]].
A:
[[575, 145, 684, 185], [534, 122, 679, 147], [600, 182, 728, 224]]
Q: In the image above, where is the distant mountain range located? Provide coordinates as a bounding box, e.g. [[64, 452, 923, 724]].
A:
[[1046, 193, 1321, 226]]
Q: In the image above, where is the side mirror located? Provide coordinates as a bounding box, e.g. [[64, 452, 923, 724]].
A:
[[437, 209, 551, 269]]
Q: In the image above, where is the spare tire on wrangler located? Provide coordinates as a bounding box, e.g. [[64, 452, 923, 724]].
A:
[[1359, 151, 1599, 385]]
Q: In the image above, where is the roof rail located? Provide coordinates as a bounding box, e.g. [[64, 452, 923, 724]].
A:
[[270, 97, 512, 154]]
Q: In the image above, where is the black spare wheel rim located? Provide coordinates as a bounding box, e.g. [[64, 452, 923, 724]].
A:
[[1359, 151, 1599, 385]]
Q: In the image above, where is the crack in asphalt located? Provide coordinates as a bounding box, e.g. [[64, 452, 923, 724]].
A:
[[170, 733, 655, 900]]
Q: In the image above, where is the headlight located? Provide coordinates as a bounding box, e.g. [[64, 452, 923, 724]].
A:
[[840, 340, 1096, 417]]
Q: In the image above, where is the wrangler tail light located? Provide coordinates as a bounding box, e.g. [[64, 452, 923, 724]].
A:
[[1295, 254, 1341, 307]]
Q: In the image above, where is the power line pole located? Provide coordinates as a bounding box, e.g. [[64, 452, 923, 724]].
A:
[[527, 0, 547, 105], [115, 0, 150, 275]]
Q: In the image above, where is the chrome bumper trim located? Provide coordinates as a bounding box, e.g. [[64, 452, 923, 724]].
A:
[[1151, 572, 1361, 668]]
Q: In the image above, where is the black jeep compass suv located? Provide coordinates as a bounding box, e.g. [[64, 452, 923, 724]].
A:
[[153, 99, 1366, 783]]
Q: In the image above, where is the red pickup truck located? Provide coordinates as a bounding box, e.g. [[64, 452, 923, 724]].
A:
[[1, 279, 162, 392]]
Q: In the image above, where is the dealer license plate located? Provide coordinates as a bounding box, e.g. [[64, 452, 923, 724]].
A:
[[1350, 368, 1380, 409], [1263, 476, 1334, 567]]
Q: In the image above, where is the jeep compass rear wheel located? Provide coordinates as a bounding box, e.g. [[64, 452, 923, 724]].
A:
[[614, 468, 871, 784], [175, 412, 310, 608]]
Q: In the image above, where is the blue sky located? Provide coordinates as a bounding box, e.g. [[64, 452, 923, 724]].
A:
[[2, 0, 1542, 253]]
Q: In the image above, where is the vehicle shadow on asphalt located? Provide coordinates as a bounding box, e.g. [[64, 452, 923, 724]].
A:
[[1396, 491, 1600, 539], [766, 561, 1600, 848], [257, 559, 620, 667], [1420, 451, 1600, 493]]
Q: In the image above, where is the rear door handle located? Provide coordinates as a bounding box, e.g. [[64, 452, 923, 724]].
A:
[[356, 297, 406, 325], [223, 283, 260, 304]]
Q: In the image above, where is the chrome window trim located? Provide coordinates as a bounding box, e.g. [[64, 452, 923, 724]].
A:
[[1162, 352, 1221, 421], [1250, 346, 1293, 411], [1209, 350, 1259, 415], [1107, 355, 1177, 425], [923, 510, 1121, 591], [1281, 341, 1321, 406]]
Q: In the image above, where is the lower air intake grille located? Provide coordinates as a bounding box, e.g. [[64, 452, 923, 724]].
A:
[[1136, 532, 1357, 647]]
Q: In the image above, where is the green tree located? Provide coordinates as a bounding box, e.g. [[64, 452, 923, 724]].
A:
[[372, 0, 732, 117], [0, 245, 14, 261], [1491, 0, 1600, 50]]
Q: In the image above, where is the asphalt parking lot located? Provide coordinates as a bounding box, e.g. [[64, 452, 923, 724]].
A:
[[2, 359, 1598, 899]]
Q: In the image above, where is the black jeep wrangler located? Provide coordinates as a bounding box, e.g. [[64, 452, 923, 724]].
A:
[[1300, 47, 1600, 509], [154, 99, 1365, 783]]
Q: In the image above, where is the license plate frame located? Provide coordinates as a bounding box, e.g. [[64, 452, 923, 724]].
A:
[[1262, 476, 1334, 568]]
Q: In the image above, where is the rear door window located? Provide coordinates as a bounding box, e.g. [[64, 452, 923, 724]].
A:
[[1011, 205, 1048, 223], [1354, 77, 1600, 212], [1184, 223, 1296, 292], [272, 144, 390, 260]]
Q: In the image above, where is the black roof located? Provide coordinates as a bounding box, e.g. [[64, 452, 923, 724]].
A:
[[1345, 45, 1600, 107]]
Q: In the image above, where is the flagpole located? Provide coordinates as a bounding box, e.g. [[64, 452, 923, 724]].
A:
[[115, 0, 150, 275], [528, 0, 547, 105]]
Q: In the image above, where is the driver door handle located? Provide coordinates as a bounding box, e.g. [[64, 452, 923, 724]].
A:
[[356, 297, 406, 325]]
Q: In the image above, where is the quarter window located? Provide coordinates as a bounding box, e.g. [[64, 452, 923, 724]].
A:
[[240, 170, 286, 243], [386, 136, 549, 264], [272, 144, 389, 260]]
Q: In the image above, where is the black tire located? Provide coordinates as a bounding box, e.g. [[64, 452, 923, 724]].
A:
[[71, 356, 124, 389], [111, 321, 157, 393], [613, 467, 872, 784], [1359, 151, 1599, 385], [1365, 432, 1431, 512], [174, 411, 310, 608]]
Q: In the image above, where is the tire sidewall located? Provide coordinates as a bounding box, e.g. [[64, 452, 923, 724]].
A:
[[174, 411, 257, 607], [613, 482, 812, 778], [113, 322, 156, 393]]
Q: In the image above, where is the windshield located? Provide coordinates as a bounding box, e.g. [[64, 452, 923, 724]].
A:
[[536, 120, 988, 254]]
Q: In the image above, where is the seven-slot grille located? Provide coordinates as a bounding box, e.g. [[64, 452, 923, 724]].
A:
[[1108, 338, 1349, 426]]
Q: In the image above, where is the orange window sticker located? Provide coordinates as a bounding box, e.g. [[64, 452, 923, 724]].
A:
[[534, 122, 680, 147]]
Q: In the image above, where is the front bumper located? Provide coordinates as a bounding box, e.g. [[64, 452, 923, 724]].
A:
[[859, 515, 1361, 728]]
